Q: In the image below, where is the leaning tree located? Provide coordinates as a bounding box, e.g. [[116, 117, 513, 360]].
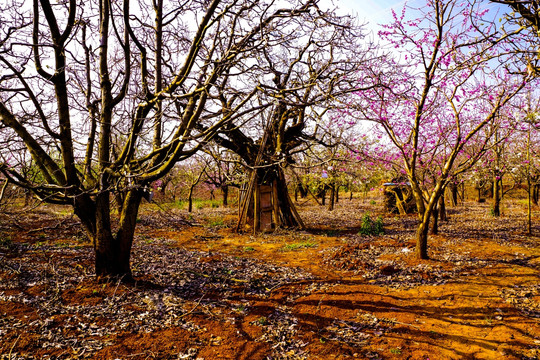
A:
[[0, 0, 334, 280]]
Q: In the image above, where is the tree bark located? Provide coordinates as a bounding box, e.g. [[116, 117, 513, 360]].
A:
[[439, 194, 447, 221], [430, 203, 439, 235], [328, 184, 335, 211], [74, 188, 141, 281], [274, 167, 303, 228], [416, 216, 430, 259], [492, 177, 501, 216], [188, 185, 195, 212], [533, 184, 539, 205], [449, 183, 458, 206], [259, 166, 303, 228], [222, 185, 229, 206]]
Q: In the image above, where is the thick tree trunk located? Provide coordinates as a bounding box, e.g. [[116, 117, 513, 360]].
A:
[[274, 167, 303, 227], [94, 188, 115, 277], [76, 189, 141, 281], [115, 189, 143, 275], [222, 185, 229, 207]]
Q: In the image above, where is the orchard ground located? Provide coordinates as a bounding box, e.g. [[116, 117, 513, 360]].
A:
[[0, 190, 539, 359]]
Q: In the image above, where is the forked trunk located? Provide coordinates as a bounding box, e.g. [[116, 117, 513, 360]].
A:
[[76, 189, 142, 281]]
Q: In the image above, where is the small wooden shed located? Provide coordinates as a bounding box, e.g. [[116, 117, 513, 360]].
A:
[[382, 182, 417, 215], [237, 173, 304, 233]]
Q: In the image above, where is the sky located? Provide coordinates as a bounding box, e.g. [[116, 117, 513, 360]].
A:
[[338, 0, 408, 23], [318, 0, 426, 37], [327, 0, 510, 33], [330, 0, 414, 28]]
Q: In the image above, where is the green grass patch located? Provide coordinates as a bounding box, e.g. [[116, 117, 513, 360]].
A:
[[206, 217, 225, 227], [281, 241, 317, 252], [256, 316, 268, 326], [176, 199, 221, 210]]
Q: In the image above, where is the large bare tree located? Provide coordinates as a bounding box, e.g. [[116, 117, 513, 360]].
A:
[[209, 7, 385, 228], [0, 0, 331, 280]]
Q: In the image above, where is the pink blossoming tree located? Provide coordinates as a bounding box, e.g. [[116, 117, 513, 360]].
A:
[[353, 0, 532, 259]]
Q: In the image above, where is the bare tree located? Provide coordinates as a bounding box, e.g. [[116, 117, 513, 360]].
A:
[[0, 0, 330, 280], [210, 7, 384, 228]]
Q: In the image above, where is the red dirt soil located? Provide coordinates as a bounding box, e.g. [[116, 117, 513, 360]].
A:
[[0, 196, 539, 359]]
